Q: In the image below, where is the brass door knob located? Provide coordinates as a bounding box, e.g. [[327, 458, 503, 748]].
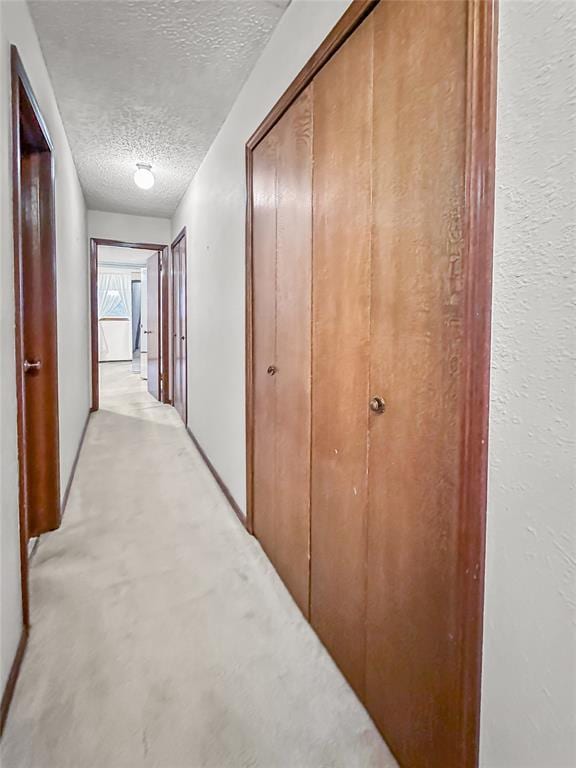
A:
[[23, 359, 42, 374], [369, 396, 386, 414], [267, 365, 277, 376]]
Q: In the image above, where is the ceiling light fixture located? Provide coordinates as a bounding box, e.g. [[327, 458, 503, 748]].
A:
[[134, 163, 154, 190]]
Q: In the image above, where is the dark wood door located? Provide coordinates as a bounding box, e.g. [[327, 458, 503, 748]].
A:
[[310, 16, 373, 697], [14, 63, 61, 539], [365, 3, 469, 766], [171, 233, 187, 423], [252, 86, 313, 616], [146, 251, 160, 400], [160, 247, 170, 403]]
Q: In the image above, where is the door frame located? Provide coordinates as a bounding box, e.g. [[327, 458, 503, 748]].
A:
[[244, 1, 498, 765], [4, 45, 59, 735], [170, 227, 187, 424], [90, 238, 169, 411], [10, 45, 59, 631]]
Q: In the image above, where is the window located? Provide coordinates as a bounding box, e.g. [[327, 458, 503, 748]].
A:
[[98, 273, 131, 319]]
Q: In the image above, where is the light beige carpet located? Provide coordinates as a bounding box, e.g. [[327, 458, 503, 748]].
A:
[[1, 363, 396, 768]]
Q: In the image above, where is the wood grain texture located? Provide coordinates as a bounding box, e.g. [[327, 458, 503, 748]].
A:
[[11, 45, 30, 630], [310, 16, 374, 697], [244, 2, 497, 765], [171, 230, 188, 424], [252, 132, 278, 579], [247, 1, 378, 151], [365, 3, 475, 767], [458, 2, 499, 762], [245, 2, 379, 540], [146, 251, 161, 400], [252, 88, 313, 616], [275, 88, 313, 615], [160, 246, 170, 403], [245, 142, 256, 534], [19, 151, 61, 538], [12, 46, 61, 544]]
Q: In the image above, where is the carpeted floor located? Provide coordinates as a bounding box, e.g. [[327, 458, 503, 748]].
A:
[[2, 363, 396, 768]]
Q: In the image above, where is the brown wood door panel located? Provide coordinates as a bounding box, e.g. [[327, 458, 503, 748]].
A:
[[177, 241, 184, 418], [252, 131, 279, 599], [365, 2, 469, 766], [172, 241, 179, 411], [160, 247, 170, 403], [171, 234, 187, 424], [146, 253, 160, 400], [253, 87, 313, 616], [18, 116, 60, 539], [147, 252, 161, 401], [171, 242, 180, 413], [179, 239, 187, 421], [310, 16, 374, 697], [275, 87, 313, 615]]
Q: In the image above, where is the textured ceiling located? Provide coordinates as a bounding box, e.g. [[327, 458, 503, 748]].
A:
[[28, 0, 290, 217]]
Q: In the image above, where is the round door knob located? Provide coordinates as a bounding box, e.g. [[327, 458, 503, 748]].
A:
[[369, 396, 386, 414], [267, 365, 277, 376], [23, 359, 42, 374]]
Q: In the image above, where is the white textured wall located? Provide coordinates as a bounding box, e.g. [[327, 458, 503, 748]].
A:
[[172, 0, 352, 510], [0, 0, 89, 693], [480, 1, 576, 766], [88, 210, 170, 246]]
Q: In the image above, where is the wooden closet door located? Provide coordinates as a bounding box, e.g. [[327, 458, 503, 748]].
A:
[[310, 17, 373, 696], [252, 131, 278, 592], [172, 241, 181, 415], [172, 236, 187, 423], [252, 88, 313, 616], [366, 2, 468, 766]]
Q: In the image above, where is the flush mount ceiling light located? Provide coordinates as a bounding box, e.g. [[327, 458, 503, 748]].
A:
[[134, 163, 154, 190]]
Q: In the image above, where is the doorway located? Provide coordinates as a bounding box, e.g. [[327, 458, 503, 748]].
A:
[[11, 46, 61, 635], [90, 239, 169, 411], [170, 228, 187, 424]]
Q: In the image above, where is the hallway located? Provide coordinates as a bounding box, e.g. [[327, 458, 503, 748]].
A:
[[1, 364, 395, 768], [1, 2, 574, 766]]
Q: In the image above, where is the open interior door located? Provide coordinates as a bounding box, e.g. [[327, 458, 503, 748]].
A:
[[146, 252, 161, 400], [13, 48, 61, 538]]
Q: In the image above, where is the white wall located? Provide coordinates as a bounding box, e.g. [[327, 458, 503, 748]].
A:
[[480, 2, 576, 766], [98, 245, 155, 267], [99, 320, 132, 362], [0, 0, 89, 693], [172, 0, 352, 510], [88, 209, 170, 246]]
